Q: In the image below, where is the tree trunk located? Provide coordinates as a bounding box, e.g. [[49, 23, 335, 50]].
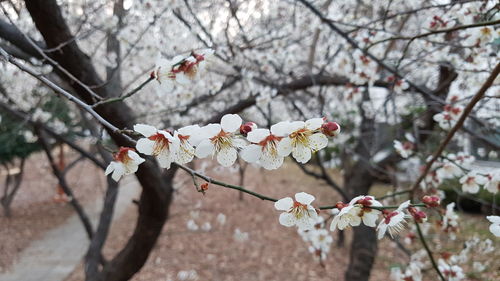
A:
[[344, 162, 376, 281], [344, 88, 377, 281], [23, 1, 177, 280]]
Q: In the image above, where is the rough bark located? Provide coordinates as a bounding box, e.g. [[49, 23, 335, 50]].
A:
[[344, 89, 377, 281], [23, 1, 176, 280]]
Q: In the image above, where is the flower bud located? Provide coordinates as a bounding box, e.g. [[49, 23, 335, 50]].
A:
[[240, 122, 256, 136], [409, 207, 427, 223], [422, 195, 440, 208], [321, 121, 340, 137], [335, 202, 348, 210], [201, 182, 209, 191]]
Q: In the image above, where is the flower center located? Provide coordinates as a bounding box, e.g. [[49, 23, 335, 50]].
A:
[[289, 128, 312, 147], [384, 211, 398, 224], [114, 147, 134, 163], [258, 134, 282, 155], [210, 130, 233, 152], [289, 201, 309, 219], [148, 133, 172, 155]]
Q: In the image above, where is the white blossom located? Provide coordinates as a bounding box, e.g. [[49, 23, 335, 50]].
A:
[[105, 147, 145, 181], [486, 215, 500, 237], [195, 114, 246, 167], [134, 124, 179, 169], [277, 118, 328, 163], [274, 192, 318, 230]]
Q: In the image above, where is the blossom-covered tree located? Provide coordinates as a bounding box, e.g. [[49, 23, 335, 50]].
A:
[[0, 0, 498, 281]]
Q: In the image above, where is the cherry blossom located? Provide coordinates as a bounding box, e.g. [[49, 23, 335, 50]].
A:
[[438, 259, 465, 281], [154, 49, 214, 91], [240, 122, 289, 170], [486, 216, 500, 237], [393, 140, 414, 158], [433, 105, 463, 130], [105, 147, 145, 181], [442, 203, 459, 239], [330, 203, 363, 231], [459, 172, 487, 193], [390, 262, 423, 281], [173, 125, 201, 164], [484, 170, 500, 194], [274, 192, 318, 231], [277, 118, 329, 163], [436, 161, 462, 180], [350, 195, 382, 227], [134, 124, 179, 169], [377, 200, 410, 239], [195, 114, 246, 167]]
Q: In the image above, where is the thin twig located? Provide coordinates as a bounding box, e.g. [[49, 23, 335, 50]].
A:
[[92, 76, 154, 108], [409, 63, 500, 196], [415, 221, 446, 281]]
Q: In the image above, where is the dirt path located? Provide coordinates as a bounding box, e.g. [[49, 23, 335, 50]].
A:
[[0, 180, 139, 281]]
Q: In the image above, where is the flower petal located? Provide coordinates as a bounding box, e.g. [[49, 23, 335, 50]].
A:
[[276, 137, 292, 157], [175, 144, 195, 164], [259, 151, 283, 170], [133, 124, 157, 137], [111, 163, 125, 181], [278, 212, 296, 227], [216, 147, 237, 167], [362, 213, 379, 227], [490, 223, 500, 237], [487, 215, 500, 224], [195, 139, 214, 158], [240, 144, 262, 163], [308, 133, 328, 151], [136, 138, 155, 155], [292, 144, 312, 163], [295, 192, 315, 205], [270, 121, 291, 136], [157, 150, 174, 169], [175, 73, 190, 84], [247, 129, 270, 143], [105, 162, 115, 176], [128, 151, 145, 164], [305, 118, 324, 130], [201, 123, 222, 138], [221, 114, 242, 133], [377, 223, 387, 240], [274, 197, 293, 211], [177, 124, 200, 136]]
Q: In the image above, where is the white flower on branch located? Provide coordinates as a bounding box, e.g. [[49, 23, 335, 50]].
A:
[[134, 124, 179, 169], [154, 49, 214, 91], [486, 215, 500, 237], [393, 140, 414, 158], [277, 118, 329, 164], [195, 114, 246, 167], [484, 170, 500, 194], [274, 192, 318, 231], [174, 125, 201, 164], [240, 122, 289, 170], [105, 147, 145, 181], [459, 172, 487, 193], [377, 200, 411, 239]]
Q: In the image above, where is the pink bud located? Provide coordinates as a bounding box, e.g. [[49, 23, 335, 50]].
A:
[[321, 121, 340, 137], [240, 122, 256, 136], [422, 195, 440, 208]]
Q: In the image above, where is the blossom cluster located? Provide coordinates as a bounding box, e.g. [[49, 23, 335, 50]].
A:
[[392, 141, 500, 195], [105, 114, 340, 181], [274, 192, 441, 240]]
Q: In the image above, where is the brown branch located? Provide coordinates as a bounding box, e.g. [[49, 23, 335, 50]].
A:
[[409, 62, 500, 195]]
